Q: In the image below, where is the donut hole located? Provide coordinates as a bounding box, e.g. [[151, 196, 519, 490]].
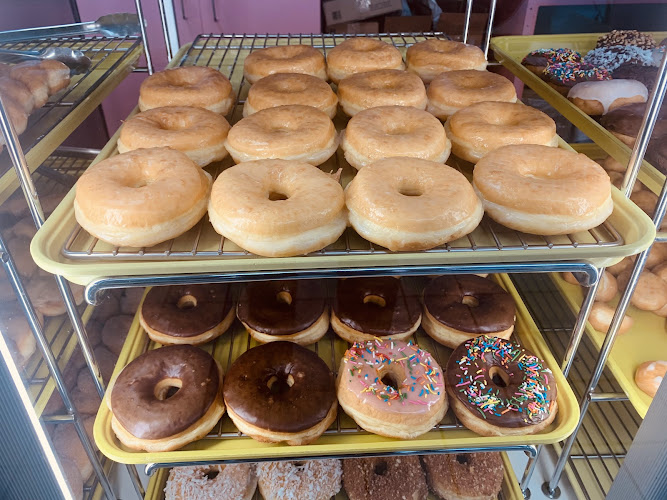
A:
[[268, 191, 289, 201], [276, 290, 293, 305], [385, 124, 413, 136], [204, 469, 219, 480], [363, 294, 386, 308], [267, 373, 295, 394], [373, 461, 389, 476], [398, 186, 423, 197], [462, 295, 479, 308], [455, 454, 470, 465], [154, 378, 182, 400], [177, 294, 198, 309], [489, 366, 510, 388], [130, 179, 148, 189]]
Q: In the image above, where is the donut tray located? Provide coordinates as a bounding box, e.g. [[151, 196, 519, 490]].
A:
[[93, 274, 580, 465], [143, 451, 523, 500], [31, 36, 655, 288], [490, 32, 667, 197]]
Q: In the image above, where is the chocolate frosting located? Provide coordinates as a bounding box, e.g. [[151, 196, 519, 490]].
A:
[[612, 64, 658, 91], [236, 280, 326, 335], [141, 284, 233, 337], [647, 137, 667, 175], [110, 345, 220, 439], [600, 102, 667, 137], [446, 336, 557, 428], [333, 277, 421, 336], [423, 275, 515, 333], [223, 341, 335, 433]]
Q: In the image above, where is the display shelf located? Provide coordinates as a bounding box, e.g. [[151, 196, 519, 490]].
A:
[[144, 451, 522, 500], [0, 33, 143, 203], [93, 274, 578, 466], [490, 32, 667, 197], [31, 36, 654, 289]]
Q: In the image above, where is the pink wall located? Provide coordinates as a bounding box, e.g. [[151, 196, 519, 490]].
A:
[[0, 0, 74, 31], [213, 0, 320, 34]]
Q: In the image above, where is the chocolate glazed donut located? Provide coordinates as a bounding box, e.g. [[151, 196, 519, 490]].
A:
[[109, 345, 225, 452], [237, 280, 329, 346], [331, 277, 421, 343], [140, 284, 235, 346], [223, 341, 337, 445], [422, 275, 516, 349]]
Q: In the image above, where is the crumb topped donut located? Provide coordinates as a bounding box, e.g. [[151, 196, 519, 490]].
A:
[[243, 45, 326, 84], [596, 30, 655, 49], [165, 464, 257, 500], [422, 452, 504, 500], [326, 38, 405, 84], [343, 456, 428, 500], [406, 39, 487, 83], [257, 460, 342, 500]]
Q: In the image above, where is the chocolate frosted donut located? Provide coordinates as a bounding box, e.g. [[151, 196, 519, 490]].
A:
[[343, 456, 428, 500], [109, 345, 225, 451], [600, 102, 667, 146], [331, 277, 421, 343], [237, 280, 328, 345], [422, 452, 504, 500], [446, 336, 558, 436], [223, 341, 336, 445], [422, 275, 516, 349], [140, 284, 235, 345]]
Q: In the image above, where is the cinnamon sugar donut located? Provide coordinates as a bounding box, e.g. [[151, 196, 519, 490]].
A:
[[343, 456, 428, 500], [422, 452, 504, 500], [243, 45, 326, 84], [326, 38, 405, 84], [635, 360, 667, 397], [406, 39, 487, 83], [257, 460, 342, 500], [165, 464, 257, 500]]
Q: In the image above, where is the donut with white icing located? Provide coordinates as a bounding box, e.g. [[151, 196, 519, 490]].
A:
[[568, 79, 648, 116]]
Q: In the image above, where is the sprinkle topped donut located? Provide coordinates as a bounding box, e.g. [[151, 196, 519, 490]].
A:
[[584, 45, 654, 71], [544, 62, 611, 87], [522, 48, 582, 67], [596, 30, 655, 49]]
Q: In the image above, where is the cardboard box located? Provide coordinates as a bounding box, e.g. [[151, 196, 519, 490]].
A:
[[329, 21, 381, 34], [384, 15, 432, 32], [436, 12, 489, 45], [323, 0, 402, 27]]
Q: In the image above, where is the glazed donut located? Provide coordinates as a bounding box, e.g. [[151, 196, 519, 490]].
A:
[[0, 305, 38, 367], [542, 62, 611, 96], [635, 360, 667, 397], [343, 456, 428, 500], [237, 280, 329, 346], [108, 345, 225, 452], [52, 424, 93, 480], [596, 271, 619, 302], [94, 345, 117, 384], [257, 460, 342, 500], [101, 315, 133, 356], [446, 336, 558, 436], [117, 106, 230, 167], [568, 80, 648, 116], [345, 157, 483, 251], [445, 102, 557, 163], [72, 369, 101, 415], [243, 45, 326, 84], [243, 73, 337, 118], [631, 190, 667, 231], [426, 70, 517, 120], [341, 106, 450, 169], [602, 155, 627, 172], [225, 105, 338, 165], [74, 147, 212, 248], [622, 271, 667, 311], [139, 284, 235, 345], [337, 339, 447, 439], [10, 60, 69, 104], [60, 458, 83, 500], [7, 237, 37, 278], [521, 48, 582, 75], [473, 145, 613, 235], [331, 277, 421, 343], [26, 277, 85, 317], [422, 452, 504, 500], [653, 262, 667, 283], [0, 76, 34, 113], [165, 464, 257, 500], [337, 69, 427, 117], [139, 67, 235, 114], [422, 275, 516, 349], [588, 302, 633, 335], [406, 39, 487, 83], [0, 88, 28, 141], [223, 341, 337, 445], [326, 38, 404, 84], [208, 159, 346, 257]]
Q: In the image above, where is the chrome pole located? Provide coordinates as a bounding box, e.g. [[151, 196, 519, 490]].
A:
[[157, 0, 174, 61], [462, 0, 473, 44], [133, 0, 154, 74], [482, 0, 497, 57]]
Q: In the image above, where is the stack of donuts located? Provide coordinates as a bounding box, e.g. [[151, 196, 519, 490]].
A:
[[73, 36, 614, 257]]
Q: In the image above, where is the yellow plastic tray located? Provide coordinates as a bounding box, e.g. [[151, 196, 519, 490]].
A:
[[144, 451, 522, 500], [551, 273, 666, 418], [93, 274, 579, 465], [491, 32, 667, 197]]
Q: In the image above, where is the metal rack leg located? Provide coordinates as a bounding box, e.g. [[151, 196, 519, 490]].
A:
[[482, 0, 498, 57], [133, 0, 154, 74], [462, 0, 473, 44]]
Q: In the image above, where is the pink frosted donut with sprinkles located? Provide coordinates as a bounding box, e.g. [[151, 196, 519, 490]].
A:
[[542, 62, 611, 95], [336, 339, 448, 439], [446, 336, 558, 437]]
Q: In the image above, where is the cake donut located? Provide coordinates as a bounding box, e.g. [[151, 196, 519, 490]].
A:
[[446, 336, 558, 436], [422, 452, 504, 500], [422, 275, 516, 349], [473, 145, 613, 235], [225, 104, 338, 165], [337, 69, 427, 116], [237, 280, 329, 345], [117, 106, 230, 167], [243, 45, 327, 84], [331, 277, 421, 343], [139, 284, 235, 345], [165, 463, 257, 500], [326, 38, 405, 84], [257, 460, 342, 500], [426, 70, 517, 120], [74, 147, 212, 248], [343, 456, 428, 500], [521, 48, 582, 75], [635, 360, 667, 397], [108, 345, 225, 452], [243, 73, 338, 118], [445, 101, 557, 163], [341, 106, 451, 169], [406, 39, 487, 83], [139, 66, 235, 114], [223, 341, 337, 445], [542, 62, 611, 95], [337, 339, 447, 439], [568, 80, 648, 116], [345, 157, 483, 251], [208, 159, 346, 257]]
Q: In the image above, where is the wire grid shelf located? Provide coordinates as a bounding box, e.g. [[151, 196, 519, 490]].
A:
[[60, 33, 624, 262], [511, 274, 640, 500]]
